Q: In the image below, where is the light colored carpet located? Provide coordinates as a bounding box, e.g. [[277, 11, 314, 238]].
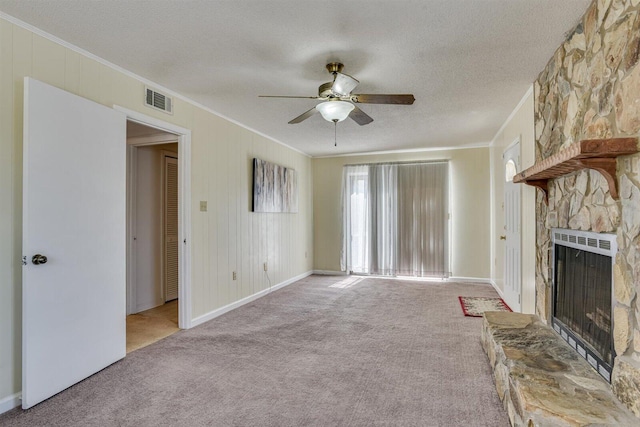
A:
[[1, 275, 509, 426], [127, 300, 179, 353]]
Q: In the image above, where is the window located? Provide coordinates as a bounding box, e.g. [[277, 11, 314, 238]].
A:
[[505, 159, 517, 182]]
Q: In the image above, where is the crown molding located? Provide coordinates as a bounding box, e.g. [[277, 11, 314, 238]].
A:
[[0, 12, 310, 158]]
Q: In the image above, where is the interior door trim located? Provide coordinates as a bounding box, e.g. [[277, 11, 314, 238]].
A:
[[115, 105, 193, 329]]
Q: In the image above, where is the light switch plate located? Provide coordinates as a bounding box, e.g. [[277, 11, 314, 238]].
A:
[[200, 201, 207, 212]]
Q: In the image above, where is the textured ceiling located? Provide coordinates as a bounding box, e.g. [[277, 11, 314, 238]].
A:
[[0, 0, 591, 157]]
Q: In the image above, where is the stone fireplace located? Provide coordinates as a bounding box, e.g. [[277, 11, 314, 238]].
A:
[[534, 0, 640, 416]]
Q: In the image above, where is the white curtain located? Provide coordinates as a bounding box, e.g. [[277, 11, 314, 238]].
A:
[[341, 161, 450, 278]]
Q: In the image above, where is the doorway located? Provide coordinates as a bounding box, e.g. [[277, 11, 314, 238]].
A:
[[127, 127, 178, 351], [118, 108, 192, 352]]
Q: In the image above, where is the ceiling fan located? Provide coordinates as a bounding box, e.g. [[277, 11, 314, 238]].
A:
[[260, 62, 415, 126]]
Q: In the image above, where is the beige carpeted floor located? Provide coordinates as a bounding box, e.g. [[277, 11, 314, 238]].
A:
[[1, 275, 509, 426], [126, 300, 179, 353]]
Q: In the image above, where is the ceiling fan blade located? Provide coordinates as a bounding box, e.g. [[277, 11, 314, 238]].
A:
[[331, 73, 359, 96], [349, 105, 373, 126], [259, 95, 321, 99], [351, 94, 415, 105], [288, 107, 318, 124]]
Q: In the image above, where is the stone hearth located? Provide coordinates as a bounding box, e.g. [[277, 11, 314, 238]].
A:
[[482, 311, 637, 426]]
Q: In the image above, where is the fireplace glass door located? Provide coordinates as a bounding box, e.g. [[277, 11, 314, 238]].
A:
[[554, 244, 612, 365]]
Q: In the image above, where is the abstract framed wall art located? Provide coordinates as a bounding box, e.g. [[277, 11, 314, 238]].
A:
[[252, 158, 298, 213]]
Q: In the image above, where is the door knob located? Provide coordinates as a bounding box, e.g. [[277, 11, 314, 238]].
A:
[[500, 236, 506, 240], [32, 254, 48, 265]]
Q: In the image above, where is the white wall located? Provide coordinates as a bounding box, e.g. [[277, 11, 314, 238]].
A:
[[0, 17, 313, 409], [490, 86, 536, 314], [312, 147, 492, 279]]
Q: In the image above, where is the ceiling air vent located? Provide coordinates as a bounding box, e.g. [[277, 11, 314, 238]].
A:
[[145, 87, 173, 114]]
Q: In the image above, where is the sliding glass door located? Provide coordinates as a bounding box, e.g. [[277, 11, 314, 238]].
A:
[[342, 161, 450, 278]]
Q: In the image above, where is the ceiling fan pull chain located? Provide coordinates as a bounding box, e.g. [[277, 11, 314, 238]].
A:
[[334, 120, 337, 147]]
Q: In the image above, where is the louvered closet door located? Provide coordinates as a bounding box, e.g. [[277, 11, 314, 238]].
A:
[[164, 156, 179, 302]]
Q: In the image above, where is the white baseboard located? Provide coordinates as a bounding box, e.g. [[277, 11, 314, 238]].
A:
[[312, 270, 348, 276], [0, 392, 21, 415], [449, 277, 508, 302], [448, 276, 494, 285], [487, 279, 507, 300], [190, 271, 313, 327]]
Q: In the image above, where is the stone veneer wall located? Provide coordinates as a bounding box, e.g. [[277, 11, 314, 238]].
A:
[[534, 0, 640, 415]]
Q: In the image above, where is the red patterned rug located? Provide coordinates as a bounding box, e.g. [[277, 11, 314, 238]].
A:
[[458, 296, 512, 317]]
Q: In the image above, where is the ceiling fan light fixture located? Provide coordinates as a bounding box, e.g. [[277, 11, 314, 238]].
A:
[[316, 100, 355, 123], [331, 73, 359, 96]]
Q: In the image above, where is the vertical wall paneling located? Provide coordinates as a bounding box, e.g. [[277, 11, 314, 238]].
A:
[[226, 123, 238, 304], [0, 19, 16, 399], [0, 16, 313, 407], [8, 23, 31, 400], [31, 35, 65, 87], [63, 49, 81, 95], [78, 57, 103, 104], [215, 119, 229, 307], [191, 108, 209, 318], [259, 139, 268, 291], [99, 65, 120, 110], [238, 129, 250, 299], [251, 135, 260, 294], [203, 115, 214, 315]]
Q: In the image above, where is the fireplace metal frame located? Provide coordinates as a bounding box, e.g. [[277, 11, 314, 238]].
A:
[[551, 227, 617, 382]]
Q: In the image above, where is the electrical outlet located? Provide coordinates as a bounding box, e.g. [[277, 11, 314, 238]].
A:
[[232, 271, 237, 280], [263, 262, 268, 272]]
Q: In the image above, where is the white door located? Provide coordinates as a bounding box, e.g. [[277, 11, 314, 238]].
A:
[[164, 155, 179, 301], [22, 78, 127, 408], [503, 142, 522, 312]]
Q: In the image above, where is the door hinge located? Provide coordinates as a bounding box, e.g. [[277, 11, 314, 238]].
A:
[[21, 256, 27, 266]]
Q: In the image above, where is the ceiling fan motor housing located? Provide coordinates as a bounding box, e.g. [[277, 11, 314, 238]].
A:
[[326, 62, 344, 74], [318, 82, 336, 98]]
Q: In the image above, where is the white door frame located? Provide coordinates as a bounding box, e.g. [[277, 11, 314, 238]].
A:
[[115, 106, 192, 329]]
